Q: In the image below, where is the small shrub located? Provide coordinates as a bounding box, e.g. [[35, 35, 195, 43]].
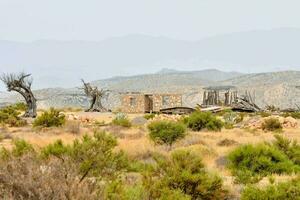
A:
[[12, 102, 28, 111], [33, 108, 65, 127], [227, 143, 299, 184], [112, 113, 131, 127], [147, 121, 186, 146], [241, 177, 300, 200], [217, 139, 238, 146], [259, 112, 272, 118], [11, 139, 35, 157], [261, 118, 282, 132], [145, 149, 228, 199], [273, 134, 300, 165], [40, 139, 70, 160], [0, 105, 27, 127], [185, 111, 223, 131], [144, 113, 156, 120]]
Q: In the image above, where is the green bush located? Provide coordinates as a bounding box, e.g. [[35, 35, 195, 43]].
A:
[[272, 134, 300, 165], [12, 139, 35, 157], [144, 113, 156, 120], [11, 102, 28, 111], [262, 118, 282, 132], [112, 113, 132, 127], [33, 108, 65, 127], [185, 111, 223, 131], [227, 143, 300, 184], [241, 177, 300, 200], [147, 121, 186, 146], [145, 149, 228, 200], [0, 105, 27, 127]]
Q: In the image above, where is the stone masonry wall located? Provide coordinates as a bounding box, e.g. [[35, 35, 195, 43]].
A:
[[152, 94, 182, 112], [121, 94, 146, 113]]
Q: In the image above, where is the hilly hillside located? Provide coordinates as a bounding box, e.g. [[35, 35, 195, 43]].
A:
[[1, 70, 300, 110], [1, 28, 300, 90]]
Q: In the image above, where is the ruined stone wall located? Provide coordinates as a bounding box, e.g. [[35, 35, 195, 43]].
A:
[[121, 94, 146, 113], [152, 94, 182, 112]]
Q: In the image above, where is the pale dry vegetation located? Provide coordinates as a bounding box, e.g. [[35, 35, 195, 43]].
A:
[[1, 107, 300, 199]]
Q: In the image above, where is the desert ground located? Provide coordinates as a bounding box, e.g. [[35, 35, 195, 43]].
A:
[[1, 110, 300, 199]]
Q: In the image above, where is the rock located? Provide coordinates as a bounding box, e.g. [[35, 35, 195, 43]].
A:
[[131, 117, 148, 126]]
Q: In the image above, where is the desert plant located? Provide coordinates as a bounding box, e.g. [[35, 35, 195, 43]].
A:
[[227, 143, 299, 184], [281, 111, 300, 119], [144, 149, 228, 200], [147, 120, 186, 146], [241, 176, 300, 200], [144, 113, 156, 120], [112, 113, 132, 127], [272, 134, 300, 165], [0, 105, 27, 127], [261, 118, 282, 132], [185, 111, 223, 131], [33, 108, 66, 127], [258, 111, 272, 118]]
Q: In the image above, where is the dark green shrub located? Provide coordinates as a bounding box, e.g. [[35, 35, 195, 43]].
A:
[[144, 113, 156, 120], [185, 112, 223, 131], [145, 149, 228, 200], [33, 108, 65, 127], [0, 105, 27, 127], [227, 144, 299, 184], [262, 118, 282, 132], [147, 121, 186, 146], [112, 113, 131, 127], [40, 139, 70, 160], [241, 177, 300, 200], [273, 134, 300, 165]]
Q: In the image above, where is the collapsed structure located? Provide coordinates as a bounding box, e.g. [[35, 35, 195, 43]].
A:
[[202, 86, 238, 106]]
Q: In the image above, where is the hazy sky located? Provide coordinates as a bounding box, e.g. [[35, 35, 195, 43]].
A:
[[1, 0, 300, 41]]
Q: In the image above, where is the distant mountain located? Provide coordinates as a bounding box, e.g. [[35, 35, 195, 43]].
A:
[[1, 70, 300, 110], [1, 28, 300, 90], [91, 69, 243, 93]]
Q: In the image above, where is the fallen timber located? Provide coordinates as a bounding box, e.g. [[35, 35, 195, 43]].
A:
[[231, 92, 261, 112], [159, 107, 195, 115]]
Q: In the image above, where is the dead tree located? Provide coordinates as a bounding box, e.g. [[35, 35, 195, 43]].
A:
[[81, 79, 108, 112], [0, 72, 37, 118]]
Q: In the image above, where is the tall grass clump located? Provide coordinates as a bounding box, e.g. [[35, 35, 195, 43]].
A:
[[261, 118, 282, 132], [147, 120, 186, 146], [185, 111, 223, 131], [33, 108, 65, 127], [112, 113, 131, 127]]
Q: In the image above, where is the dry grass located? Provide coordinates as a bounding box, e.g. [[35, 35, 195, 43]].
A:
[[1, 113, 300, 197]]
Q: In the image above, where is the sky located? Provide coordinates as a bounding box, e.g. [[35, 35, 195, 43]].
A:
[[1, 0, 300, 42], [0, 0, 300, 91]]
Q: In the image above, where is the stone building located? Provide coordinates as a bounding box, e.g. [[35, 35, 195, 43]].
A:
[[121, 92, 182, 113]]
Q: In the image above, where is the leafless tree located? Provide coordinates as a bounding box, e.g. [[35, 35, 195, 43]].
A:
[[0, 72, 37, 117], [81, 79, 108, 112]]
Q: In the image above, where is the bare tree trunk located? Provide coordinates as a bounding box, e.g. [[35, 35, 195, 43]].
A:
[[81, 79, 108, 112], [1, 73, 37, 118]]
